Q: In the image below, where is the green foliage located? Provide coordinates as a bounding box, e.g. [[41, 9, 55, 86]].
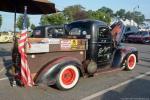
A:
[[40, 13, 66, 25], [115, 9, 126, 18], [63, 5, 85, 22], [40, 15, 49, 25], [40, 5, 145, 26], [63, 6, 112, 23], [0, 16, 1, 29], [132, 11, 145, 24], [125, 11, 133, 20], [87, 9, 111, 23], [115, 9, 145, 24], [30, 24, 36, 30], [73, 11, 89, 20], [97, 6, 114, 17], [17, 15, 30, 30]]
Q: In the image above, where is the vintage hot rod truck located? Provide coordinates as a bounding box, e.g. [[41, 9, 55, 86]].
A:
[[12, 20, 138, 90]]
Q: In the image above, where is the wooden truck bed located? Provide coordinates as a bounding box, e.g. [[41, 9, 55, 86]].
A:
[[26, 38, 87, 73]]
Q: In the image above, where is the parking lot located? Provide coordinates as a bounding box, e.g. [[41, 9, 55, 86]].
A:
[[0, 43, 150, 100]]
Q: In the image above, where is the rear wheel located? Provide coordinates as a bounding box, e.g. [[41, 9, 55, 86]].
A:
[[125, 54, 136, 71], [56, 65, 80, 90]]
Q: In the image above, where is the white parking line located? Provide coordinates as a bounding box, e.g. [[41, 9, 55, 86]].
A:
[[0, 67, 5, 74], [0, 64, 13, 81], [81, 71, 150, 100], [0, 63, 12, 74], [0, 77, 9, 81]]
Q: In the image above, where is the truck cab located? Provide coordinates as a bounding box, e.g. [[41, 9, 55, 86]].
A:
[[12, 19, 138, 90], [66, 20, 114, 66]]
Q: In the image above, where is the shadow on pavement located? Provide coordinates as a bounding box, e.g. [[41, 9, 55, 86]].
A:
[[2, 57, 14, 85], [0, 49, 12, 57], [140, 57, 150, 63], [0, 47, 12, 69], [0, 47, 14, 86], [100, 78, 150, 100], [137, 63, 150, 69]]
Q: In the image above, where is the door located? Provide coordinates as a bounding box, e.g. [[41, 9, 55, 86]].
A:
[[97, 26, 113, 66]]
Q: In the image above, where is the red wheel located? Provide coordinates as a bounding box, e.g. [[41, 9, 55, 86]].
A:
[[126, 54, 136, 70], [61, 68, 76, 85], [56, 65, 79, 90]]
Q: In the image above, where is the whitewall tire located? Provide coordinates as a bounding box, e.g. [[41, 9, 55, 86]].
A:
[[126, 54, 136, 70], [56, 65, 80, 90]]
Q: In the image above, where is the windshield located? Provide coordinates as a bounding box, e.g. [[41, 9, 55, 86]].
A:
[[141, 31, 149, 36], [32, 26, 64, 38], [47, 27, 64, 38], [66, 22, 91, 36], [32, 27, 45, 38]]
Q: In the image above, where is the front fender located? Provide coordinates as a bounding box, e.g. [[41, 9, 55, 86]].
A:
[[111, 46, 138, 68], [34, 56, 83, 85]]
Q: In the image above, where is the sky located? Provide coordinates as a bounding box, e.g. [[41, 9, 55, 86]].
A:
[[0, 0, 150, 31]]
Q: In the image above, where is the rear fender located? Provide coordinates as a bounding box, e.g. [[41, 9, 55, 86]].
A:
[[35, 57, 83, 85], [111, 46, 138, 68]]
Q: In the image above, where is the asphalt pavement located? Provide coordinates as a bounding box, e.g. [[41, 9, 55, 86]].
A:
[[93, 75, 150, 100], [0, 43, 150, 100]]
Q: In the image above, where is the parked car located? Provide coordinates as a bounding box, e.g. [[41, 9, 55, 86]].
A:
[[0, 32, 13, 43], [111, 22, 139, 42], [12, 20, 138, 90], [122, 31, 137, 42], [126, 31, 150, 43]]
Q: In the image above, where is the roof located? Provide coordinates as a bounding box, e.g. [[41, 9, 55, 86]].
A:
[[70, 19, 108, 26]]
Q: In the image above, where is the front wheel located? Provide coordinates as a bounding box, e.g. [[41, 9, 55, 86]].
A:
[[56, 65, 80, 90], [125, 54, 137, 71]]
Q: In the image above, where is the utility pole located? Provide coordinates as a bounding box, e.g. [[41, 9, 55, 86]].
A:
[[132, 0, 140, 26]]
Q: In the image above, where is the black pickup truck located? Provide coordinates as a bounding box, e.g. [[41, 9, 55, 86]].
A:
[[12, 19, 138, 90]]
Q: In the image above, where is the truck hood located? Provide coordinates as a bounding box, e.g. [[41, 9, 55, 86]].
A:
[[110, 21, 124, 45]]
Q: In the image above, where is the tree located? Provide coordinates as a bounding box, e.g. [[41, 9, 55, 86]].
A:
[[125, 11, 133, 20], [87, 10, 111, 24], [115, 9, 145, 24], [95, 11, 111, 23], [0, 15, 2, 29], [124, 11, 145, 24], [17, 15, 30, 30], [73, 11, 89, 20], [63, 5, 85, 22], [115, 9, 126, 18], [132, 11, 145, 24], [40, 15, 49, 25], [30, 24, 36, 30], [87, 10, 93, 18], [40, 13, 66, 25], [98, 7, 114, 17]]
